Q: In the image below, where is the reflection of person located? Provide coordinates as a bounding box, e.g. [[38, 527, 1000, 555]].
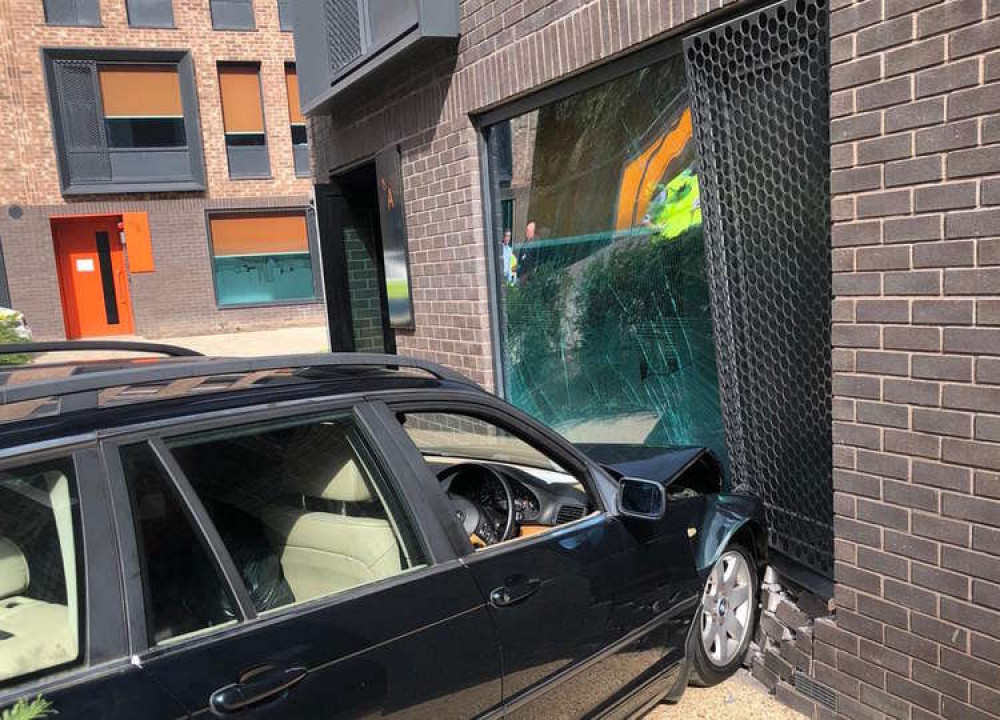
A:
[[501, 229, 517, 284]]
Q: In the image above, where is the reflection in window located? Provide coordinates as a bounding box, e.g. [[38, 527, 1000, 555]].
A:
[[486, 54, 727, 464], [209, 213, 316, 306]]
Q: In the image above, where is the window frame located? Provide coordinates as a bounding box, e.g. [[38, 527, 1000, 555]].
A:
[[125, 0, 175, 28], [209, 0, 256, 31], [98, 397, 458, 658], [43, 0, 101, 27], [203, 206, 324, 309], [0, 441, 127, 700], [217, 62, 271, 179], [285, 63, 310, 178], [42, 48, 206, 195]]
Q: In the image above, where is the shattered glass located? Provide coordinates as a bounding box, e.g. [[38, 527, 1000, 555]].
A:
[[486, 53, 728, 468]]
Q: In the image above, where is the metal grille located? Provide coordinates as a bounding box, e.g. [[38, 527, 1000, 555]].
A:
[[326, 0, 363, 77], [795, 671, 838, 711], [52, 60, 111, 183], [684, 0, 833, 578]]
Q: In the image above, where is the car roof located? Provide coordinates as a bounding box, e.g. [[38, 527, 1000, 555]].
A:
[[0, 344, 483, 450]]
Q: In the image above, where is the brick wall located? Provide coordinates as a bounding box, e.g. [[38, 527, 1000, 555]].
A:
[[309, 0, 748, 389], [827, 0, 1000, 717], [0, 196, 324, 339], [0, 0, 321, 338]]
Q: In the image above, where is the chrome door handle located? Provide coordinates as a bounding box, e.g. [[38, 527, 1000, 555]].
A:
[[490, 577, 542, 608]]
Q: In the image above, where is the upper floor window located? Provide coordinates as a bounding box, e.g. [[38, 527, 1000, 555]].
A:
[[277, 0, 292, 31], [211, 0, 254, 30], [285, 65, 309, 177], [44, 50, 205, 195], [43, 0, 100, 26], [218, 64, 270, 179], [126, 0, 174, 28]]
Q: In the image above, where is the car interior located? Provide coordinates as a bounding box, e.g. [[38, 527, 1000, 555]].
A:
[[167, 419, 422, 621], [398, 412, 595, 548], [0, 466, 79, 683]]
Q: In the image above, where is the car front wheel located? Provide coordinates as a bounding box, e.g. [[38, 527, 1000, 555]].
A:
[[690, 544, 758, 686]]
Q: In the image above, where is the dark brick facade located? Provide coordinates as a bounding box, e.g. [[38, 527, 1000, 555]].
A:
[[0, 0, 323, 339], [307, 1, 1000, 718]]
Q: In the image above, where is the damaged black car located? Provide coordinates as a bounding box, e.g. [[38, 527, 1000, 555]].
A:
[[0, 343, 766, 719]]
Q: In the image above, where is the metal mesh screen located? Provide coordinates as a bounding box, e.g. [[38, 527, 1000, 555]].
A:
[[326, 0, 363, 77], [684, 0, 833, 577], [52, 59, 111, 183]]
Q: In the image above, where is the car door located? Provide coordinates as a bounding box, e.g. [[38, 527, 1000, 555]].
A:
[[384, 397, 703, 720], [0, 446, 186, 720], [102, 401, 502, 719]]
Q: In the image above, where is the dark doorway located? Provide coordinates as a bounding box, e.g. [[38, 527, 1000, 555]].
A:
[[315, 163, 395, 353]]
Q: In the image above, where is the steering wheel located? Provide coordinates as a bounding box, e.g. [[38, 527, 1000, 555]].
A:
[[437, 463, 516, 547]]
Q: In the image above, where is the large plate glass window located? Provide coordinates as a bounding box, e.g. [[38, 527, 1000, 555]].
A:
[[218, 64, 270, 179], [0, 458, 82, 682], [483, 53, 726, 462], [208, 211, 317, 306]]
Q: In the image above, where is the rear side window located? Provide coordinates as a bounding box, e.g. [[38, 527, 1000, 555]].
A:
[[168, 415, 424, 614], [0, 458, 82, 684], [122, 444, 237, 645]]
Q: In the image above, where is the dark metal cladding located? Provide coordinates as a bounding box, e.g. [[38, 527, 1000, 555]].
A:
[[684, 0, 833, 577]]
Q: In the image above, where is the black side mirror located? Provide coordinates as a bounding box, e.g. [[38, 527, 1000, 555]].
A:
[[617, 476, 666, 520]]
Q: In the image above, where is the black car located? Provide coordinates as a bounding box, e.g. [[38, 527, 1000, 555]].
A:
[[0, 343, 766, 719]]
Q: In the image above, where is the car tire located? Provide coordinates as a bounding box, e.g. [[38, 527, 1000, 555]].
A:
[[689, 543, 759, 687]]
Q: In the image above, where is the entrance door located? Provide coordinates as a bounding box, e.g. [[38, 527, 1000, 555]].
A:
[[316, 164, 396, 355], [53, 217, 134, 338]]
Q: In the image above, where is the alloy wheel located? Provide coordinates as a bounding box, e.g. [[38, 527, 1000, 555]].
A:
[[700, 549, 753, 667]]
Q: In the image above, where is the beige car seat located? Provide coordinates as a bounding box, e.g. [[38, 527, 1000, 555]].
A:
[[259, 434, 402, 604], [0, 536, 76, 682]]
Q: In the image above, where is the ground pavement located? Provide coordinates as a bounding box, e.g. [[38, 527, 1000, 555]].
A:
[[646, 670, 800, 719]]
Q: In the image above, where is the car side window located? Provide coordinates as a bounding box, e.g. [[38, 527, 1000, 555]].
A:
[[0, 458, 82, 684], [167, 414, 425, 614], [122, 443, 238, 645], [397, 412, 596, 549]]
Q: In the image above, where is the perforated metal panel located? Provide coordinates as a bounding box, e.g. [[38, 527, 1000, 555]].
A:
[[684, 0, 833, 577], [52, 60, 111, 183], [326, 0, 363, 77]]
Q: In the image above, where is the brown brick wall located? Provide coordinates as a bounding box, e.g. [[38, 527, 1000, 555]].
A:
[[0, 0, 321, 338], [828, 0, 1000, 717], [0, 195, 324, 339], [309, 0, 748, 389]]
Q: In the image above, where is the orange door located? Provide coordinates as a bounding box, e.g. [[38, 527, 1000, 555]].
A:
[[53, 218, 135, 338]]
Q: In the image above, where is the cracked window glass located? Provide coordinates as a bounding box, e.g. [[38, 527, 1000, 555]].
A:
[[485, 53, 727, 466]]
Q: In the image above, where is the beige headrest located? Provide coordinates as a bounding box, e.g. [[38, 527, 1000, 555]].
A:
[[283, 432, 373, 503], [0, 537, 29, 600]]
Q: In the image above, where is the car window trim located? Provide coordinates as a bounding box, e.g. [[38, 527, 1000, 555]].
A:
[[148, 438, 258, 621], [356, 401, 464, 564], [0, 444, 128, 702]]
